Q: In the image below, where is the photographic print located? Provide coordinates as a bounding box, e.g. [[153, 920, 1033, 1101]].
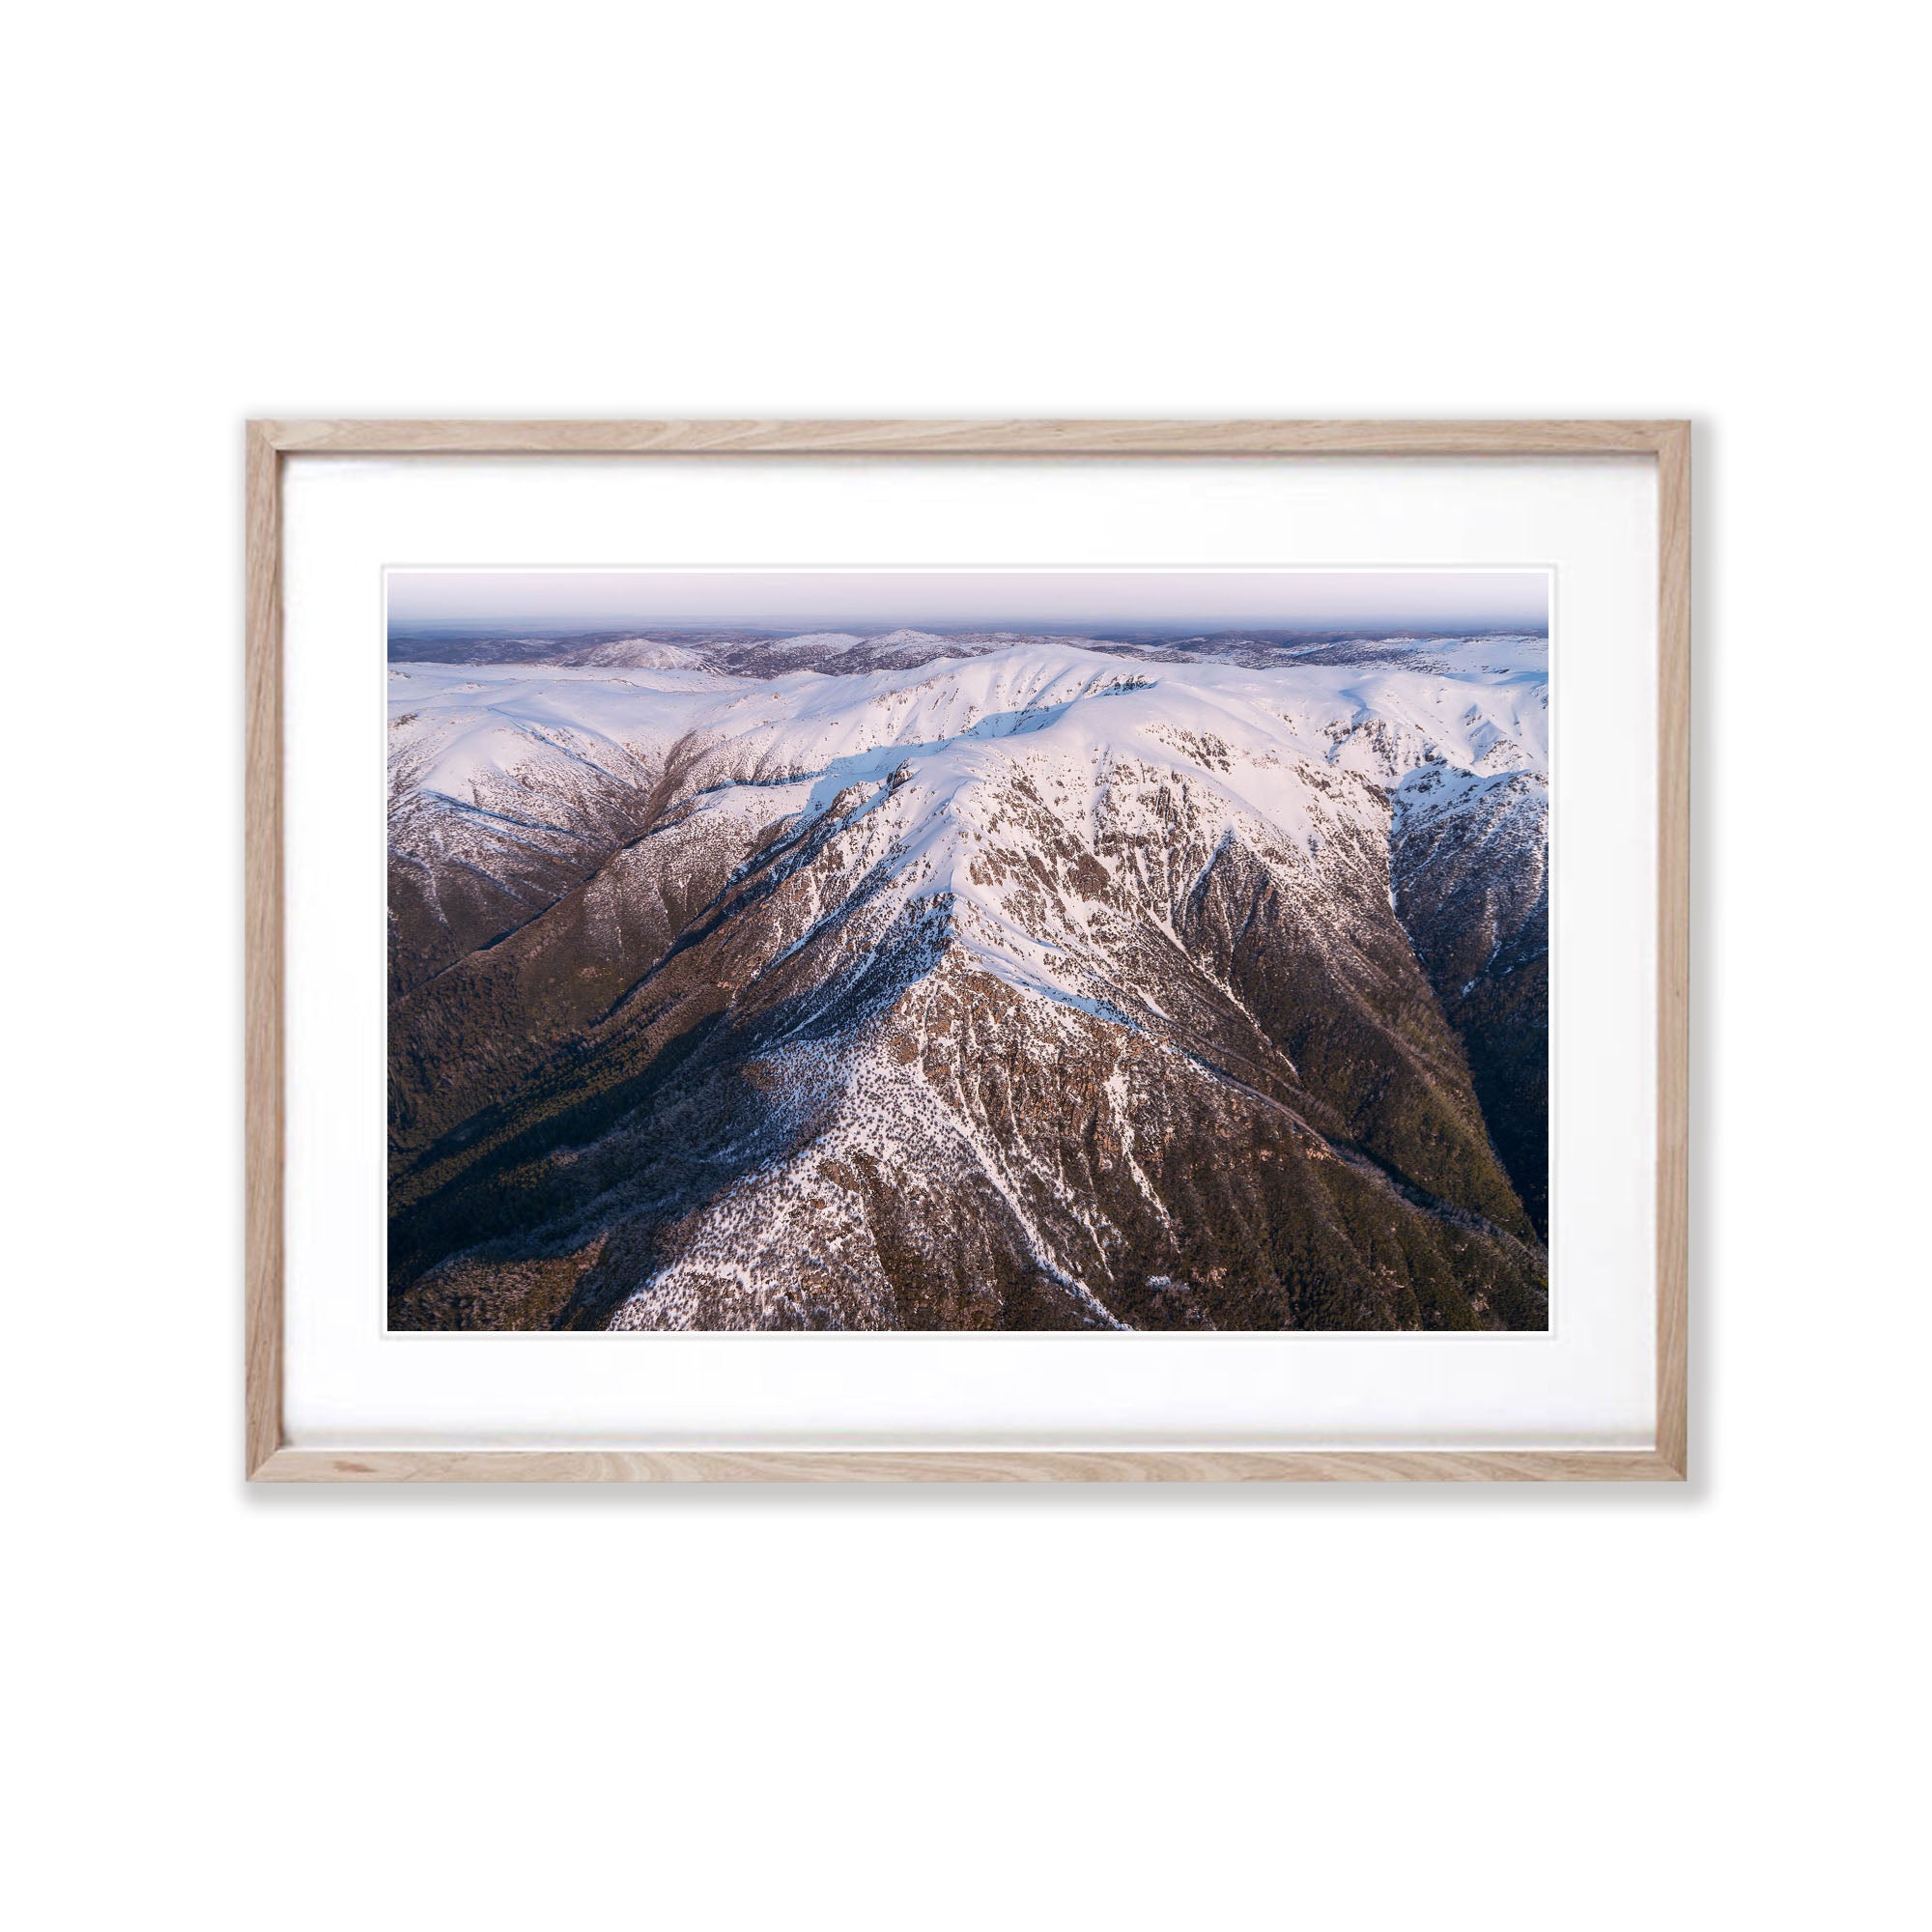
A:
[[387, 568, 1550, 1333]]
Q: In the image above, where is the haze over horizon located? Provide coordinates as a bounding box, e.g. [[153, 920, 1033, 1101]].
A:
[[386, 568, 1549, 639]]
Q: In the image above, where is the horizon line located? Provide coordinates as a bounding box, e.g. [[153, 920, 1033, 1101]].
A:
[[387, 617, 1550, 641]]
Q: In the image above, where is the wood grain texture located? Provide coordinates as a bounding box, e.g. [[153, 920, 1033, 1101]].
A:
[[242, 418, 1692, 1483], [1655, 423, 1692, 1478], [244, 423, 284, 1478], [258, 418, 1682, 458], [252, 1448, 1686, 1484]]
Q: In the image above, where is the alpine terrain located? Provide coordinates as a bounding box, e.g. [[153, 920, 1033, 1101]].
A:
[[387, 625, 1549, 1331]]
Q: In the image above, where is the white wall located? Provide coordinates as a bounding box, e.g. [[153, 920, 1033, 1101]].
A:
[[10, 4, 1923, 1928]]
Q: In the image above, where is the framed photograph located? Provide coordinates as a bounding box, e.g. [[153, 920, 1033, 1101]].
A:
[[246, 419, 1689, 1481]]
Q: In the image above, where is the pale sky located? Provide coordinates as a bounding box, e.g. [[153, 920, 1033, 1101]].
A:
[[386, 568, 1548, 636]]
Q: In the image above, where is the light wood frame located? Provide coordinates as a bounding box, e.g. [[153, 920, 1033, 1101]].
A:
[[246, 419, 1690, 1483]]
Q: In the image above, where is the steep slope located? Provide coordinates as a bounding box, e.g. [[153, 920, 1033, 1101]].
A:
[[1391, 761, 1549, 1232], [386, 639, 1550, 1330]]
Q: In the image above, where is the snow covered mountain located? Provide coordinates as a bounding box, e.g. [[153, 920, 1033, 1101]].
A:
[[386, 633, 1549, 1330]]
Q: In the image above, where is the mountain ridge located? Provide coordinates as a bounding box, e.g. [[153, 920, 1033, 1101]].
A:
[[386, 634, 1550, 1330]]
